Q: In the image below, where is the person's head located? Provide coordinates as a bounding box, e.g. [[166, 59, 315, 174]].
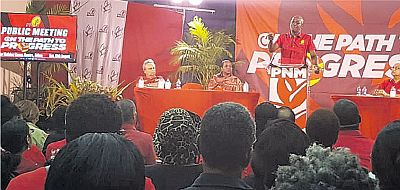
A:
[[272, 144, 377, 190], [65, 94, 122, 142], [306, 109, 340, 147], [255, 101, 278, 138], [47, 106, 67, 132], [45, 133, 145, 190], [15, 100, 40, 124], [289, 15, 304, 37], [277, 106, 295, 122], [251, 119, 310, 189], [390, 62, 400, 79], [154, 108, 200, 165], [1, 95, 20, 125], [333, 99, 361, 130], [371, 120, 400, 189], [116, 99, 137, 125], [199, 102, 255, 174], [221, 59, 233, 76], [142, 58, 156, 78], [1, 118, 29, 189]]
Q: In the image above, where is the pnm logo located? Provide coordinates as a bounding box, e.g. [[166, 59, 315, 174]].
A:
[[269, 68, 308, 119], [87, 8, 95, 16]]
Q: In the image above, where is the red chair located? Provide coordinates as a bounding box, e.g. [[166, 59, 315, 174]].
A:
[[182, 83, 203, 90]]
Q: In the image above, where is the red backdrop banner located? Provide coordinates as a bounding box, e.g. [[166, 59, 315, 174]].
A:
[[236, 0, 400, 128], [119, 3, 183, 99]]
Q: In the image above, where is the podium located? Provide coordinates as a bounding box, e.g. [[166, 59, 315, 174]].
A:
[[134, 87, 260, 135], [331, 95, 400, 140]]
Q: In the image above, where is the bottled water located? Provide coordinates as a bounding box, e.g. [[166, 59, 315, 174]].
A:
[[243, 82, 249, 92], [157, 78, 165, 89], [362, 86, 367, 95], [175, 79, 181, 89], [164, 79, 171, 89], [356, 86, 361, 96], [138, 77, 144, 88], [390, 87, 397, 97]]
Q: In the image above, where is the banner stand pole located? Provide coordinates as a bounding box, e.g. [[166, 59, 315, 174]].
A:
[[36, 62, 41, 106], [22, 61, 28, 100]]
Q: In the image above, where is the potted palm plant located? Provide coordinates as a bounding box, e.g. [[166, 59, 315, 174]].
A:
[[170, 16, 235, 89]]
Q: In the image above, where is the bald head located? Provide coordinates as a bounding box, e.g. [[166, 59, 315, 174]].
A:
[[290, 15, 304, 37]]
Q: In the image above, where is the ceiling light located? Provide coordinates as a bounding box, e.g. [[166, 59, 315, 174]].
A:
[[171, 0, 184, 3], [189, 0, 203, 6]]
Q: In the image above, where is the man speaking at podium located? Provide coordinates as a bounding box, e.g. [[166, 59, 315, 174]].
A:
[[267, 15, 319, 73]]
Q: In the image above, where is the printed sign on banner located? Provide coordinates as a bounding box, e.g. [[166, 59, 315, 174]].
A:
[[236, 0, 400, 127], [1, 12, 77, 62]]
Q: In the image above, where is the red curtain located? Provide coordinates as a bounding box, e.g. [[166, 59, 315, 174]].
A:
[[119, 2, 183, 99]]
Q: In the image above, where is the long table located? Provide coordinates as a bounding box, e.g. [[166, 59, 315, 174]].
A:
[[134, 87, 260, 135], [331, 95, 400, 140]]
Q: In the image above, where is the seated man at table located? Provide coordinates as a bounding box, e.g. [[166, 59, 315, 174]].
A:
[[137, 58, 164, 88], [208, 59, 243, 91], [374, 62, 400, 97]]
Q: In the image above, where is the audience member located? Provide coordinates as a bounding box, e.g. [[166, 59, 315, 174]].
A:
[[374, 63, 400, 97], [248, 119, 310, 189], [1, 118, 29, 189], [208, 59, 243, 91], [306, 109, 340, 148], [116, 99, 156, 165], [146, 108, 202, 190], [371, 120, 400, 190], [15, 100, 48, 151], [276, 106, 295, 122], [45, 93, 122, 161], [254, 101, 278, 138], [272, 144, 377, 189], [1, 95, 21, 124], [45, 133, 145, 190], [333, 99, 374, 170], [137, 58, 164, 88], [42, 106, 67, 154], [185, 102, 255, 190]]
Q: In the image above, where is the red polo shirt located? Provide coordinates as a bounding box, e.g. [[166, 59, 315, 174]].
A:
[[276, 33, 316, 66], [122, 123, 157, 165], [333, 130, 374, 171], [6, 166, 156, 190], [6, 167, 47, 190], [45, 139, 67, 161], [378, 79, 400, 94], [15, 145, 46, 175]]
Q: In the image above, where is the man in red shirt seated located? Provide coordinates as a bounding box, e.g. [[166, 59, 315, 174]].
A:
[[267, 15, 319, 73], [116, 99, 157, 165], [208, 59, 243, 91], [374, 63, 400, 97], [137, 59, 164, 88], [333, 99, 374, 171]]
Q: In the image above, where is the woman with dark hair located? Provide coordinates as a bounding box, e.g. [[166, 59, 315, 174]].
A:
[[146, 108, 203, 190], [45, 133, 145, 190], [247, 119, 310, 189], [1, 118, 29, 189]]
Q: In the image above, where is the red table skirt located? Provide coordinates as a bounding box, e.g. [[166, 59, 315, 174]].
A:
[[331, 95, 400, 140], [134, 87, 260, 135]]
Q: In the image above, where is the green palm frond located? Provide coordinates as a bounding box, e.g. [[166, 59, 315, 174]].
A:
[[171, 16, 235, 89], [26, 0, 47, 14]]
